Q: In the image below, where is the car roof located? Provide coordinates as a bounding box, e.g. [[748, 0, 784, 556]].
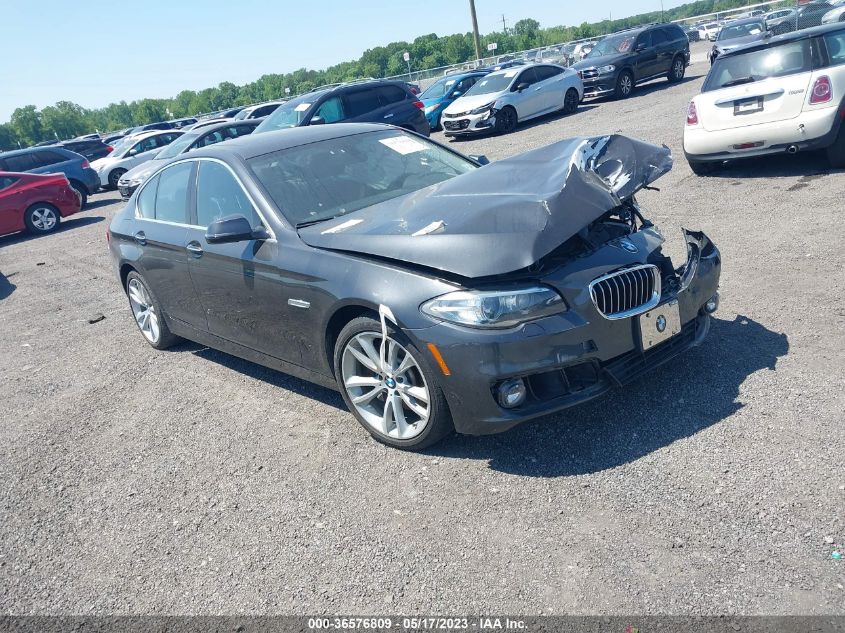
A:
[[187, 122, 393, 161], [723, 16, 766, 26], [720, 21, 845, 58], [0, 146, 75, 158], [131, 129, 182, 140], [186, 119, 260, 137]]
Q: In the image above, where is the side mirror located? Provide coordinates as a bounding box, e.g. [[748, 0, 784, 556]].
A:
[[310, 116, 325, 126], [127, 148, 138, 157], [635, 43, 647, 52], [516, 82, 529, 92], [450, 90, 463, 98], [205, 214, 265, 244], [468, 154, 490, 166]]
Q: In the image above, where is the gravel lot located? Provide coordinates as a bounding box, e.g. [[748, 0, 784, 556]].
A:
[[2, 42, 844, 615]]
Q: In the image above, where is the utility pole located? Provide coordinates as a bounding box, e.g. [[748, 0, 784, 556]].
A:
[[501, 14, 508, 34], [469, 0, 482, 62]]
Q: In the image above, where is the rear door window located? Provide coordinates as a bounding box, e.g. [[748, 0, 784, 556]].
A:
[[377, 85, 408, 106], [137, 174, 158, 219], [824, 31, 845, 65], [343, 88, 382, 118], [703, 39, 815, 91], [31, 150, 68, 168], [3, 153, 37, 171], [652, 29, 671, 46], [154, 161, 193, 224]]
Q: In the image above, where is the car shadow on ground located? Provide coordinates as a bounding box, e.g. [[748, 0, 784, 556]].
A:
[[0, 271, 16, 300], [692, 150, 841, 180], [177, 342, 347, 410], [447, 104, 601, 142], [83, 198, 119, 212], [427, 314, 788, 477], [0, 216, 104, 248], [590, 73, 704, 106]]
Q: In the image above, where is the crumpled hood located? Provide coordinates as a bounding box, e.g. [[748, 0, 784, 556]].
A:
[[442, 92, 506, 115], [297, 134, 672, 279]]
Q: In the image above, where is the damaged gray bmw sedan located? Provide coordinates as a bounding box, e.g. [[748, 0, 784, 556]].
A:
[[108, 123, 721, 450]]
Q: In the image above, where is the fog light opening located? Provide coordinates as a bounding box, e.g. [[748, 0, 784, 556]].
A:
[[705, 293, 719, 314], [497, 378, 527, 409]]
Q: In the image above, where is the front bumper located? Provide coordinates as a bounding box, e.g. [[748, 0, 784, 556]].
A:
[[442, 110, 496, 136], [580, 72, 619, 98], [118, 181, 138, 199], [406, 230, 721, 435], [684, 103, 842, 162]]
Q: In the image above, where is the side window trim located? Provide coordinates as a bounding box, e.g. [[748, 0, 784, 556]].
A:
[[191, 157, 277, 240]]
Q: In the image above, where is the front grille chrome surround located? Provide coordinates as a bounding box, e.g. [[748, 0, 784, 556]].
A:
[[589, 264, 661, 320]]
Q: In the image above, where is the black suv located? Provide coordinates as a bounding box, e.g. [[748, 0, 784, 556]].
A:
[[254, 80, 429, 136], [573, 23, 691, 99], [59, 138, 113, 161]]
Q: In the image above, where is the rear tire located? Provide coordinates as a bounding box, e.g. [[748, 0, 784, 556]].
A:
[[333, 316, 454, 450], [827, 125, 845, 169], [689, 159, 718, 176], [68, 180, 88, 209], [615, 70, 634, 99], [24, 203, 61, 234], [562, 88, 580, 114], [125, 271, 180, 350], [668, 55, 686, 82], [494, 106, 518, 134]]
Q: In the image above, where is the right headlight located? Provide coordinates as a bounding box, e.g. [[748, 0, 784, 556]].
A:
[[421, 286, 566, 329], [596, 64, 616, 75], [469, 101, 495, 115]]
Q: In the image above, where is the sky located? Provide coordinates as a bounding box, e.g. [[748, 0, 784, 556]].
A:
[[1, 0, 684, 123]]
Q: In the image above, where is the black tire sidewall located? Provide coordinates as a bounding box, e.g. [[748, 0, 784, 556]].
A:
[[563, 88, 579, 113], [333, 316, 453, 450], [24, 203, 60, 234], [109, 169, 126, 190], [616, 71, 633, 99], [495, 107, 517, 134], [125, 270, 179, 350]]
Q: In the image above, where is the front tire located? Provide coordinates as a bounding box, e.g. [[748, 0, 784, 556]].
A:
[[68, 180, 88, 209], [334, 316, 453, 450], [615, 70, 634, 99], [494, 106, 518, 135], [125, 271, 180, 350], [24, 203, 60, 234], [108, 168, 127, 190], [562, 88, 580, 114], [668, 55, 686, 82]]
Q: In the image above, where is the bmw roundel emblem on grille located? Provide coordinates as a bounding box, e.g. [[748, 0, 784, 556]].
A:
[[619, 238, 638, 253], [656, 315, 667, 333]]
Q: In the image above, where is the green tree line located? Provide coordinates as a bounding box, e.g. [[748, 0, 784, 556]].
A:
[[0, 0, 769, 150]]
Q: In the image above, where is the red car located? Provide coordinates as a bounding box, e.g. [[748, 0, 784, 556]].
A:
[[0, 171, 82, 237]]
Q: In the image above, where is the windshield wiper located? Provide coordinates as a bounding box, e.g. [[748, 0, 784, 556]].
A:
[[295, 217, 336, 228], [721, 76, 758, 87]]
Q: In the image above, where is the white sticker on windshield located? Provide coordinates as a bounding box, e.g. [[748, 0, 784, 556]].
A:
[[504, 70, 518, 77], [379, 136, 426, 155], [294, 103, 311, 112]]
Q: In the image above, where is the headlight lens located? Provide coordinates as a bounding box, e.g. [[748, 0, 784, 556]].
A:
[[424, 104, 441, 114], [469, 102, 495, 115], [597, 64, 616, 75], [421, 287, 565, 328]]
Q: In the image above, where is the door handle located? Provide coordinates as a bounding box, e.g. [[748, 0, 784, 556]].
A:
[[186, 241, 203, 257], [133, 231, 146, 245], [383, 113, 394, 119]]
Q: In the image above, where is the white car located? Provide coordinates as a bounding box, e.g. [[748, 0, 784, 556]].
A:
[[683, 24, 845, 174], [699, 22, 723, 41], [90, 129, 183, 189], [440, 63, 583, 136], [822, 4, 845, 23]]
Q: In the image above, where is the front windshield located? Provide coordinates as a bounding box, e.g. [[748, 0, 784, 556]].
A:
[[718, 21, 765, 40], [463, 72, 514, 96], [421, 77, 458, 99], [587, 34, 636, 57], [703, 39, 812, 91], [109, 136, 135, 155], [248, 129, 477, 226], [155, 133, 198, 159], [254, 96, 318, 132]]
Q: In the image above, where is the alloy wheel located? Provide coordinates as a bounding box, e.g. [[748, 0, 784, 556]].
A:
[[127, 278, 160, 344], [29, 206, 57, 232], [341, 332, 431, 440], [673, 59, 684, 79], [619, 74, 633, 96], [564, 89, 579, 113]]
